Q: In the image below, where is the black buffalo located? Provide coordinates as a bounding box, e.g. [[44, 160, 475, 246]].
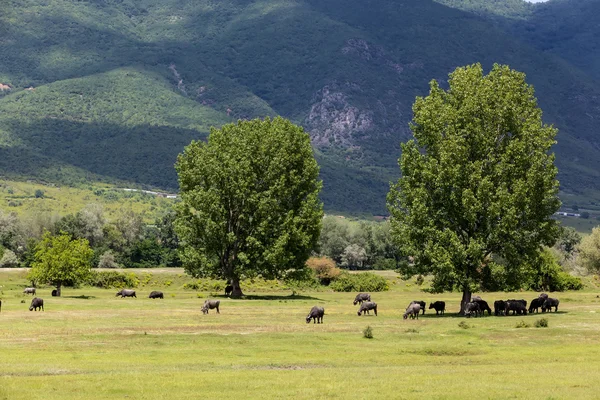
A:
[[529, 297, 545, 313], [353, 293, 371, 305], [116, 289, 136, 298], [505, 300, 527, 315], [51, 289, 58, 297], [149, 291, 164, 299], [29, 297, 44, 311], [429, 301, 446, 315], [306, 306, 325, 324], [357, 301, 377, 316], [542, 298, 559, 312], [473, 299, 492, 316], [465, 302, 481, 318], [494, 300, 506, 316], [225, 285, 233, 296]]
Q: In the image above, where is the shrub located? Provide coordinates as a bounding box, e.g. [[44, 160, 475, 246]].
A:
[[183, 281, 201, 290], [87, 271, 139, 288], [523, 248, 584, 291], [458, 321, 471, 329], [330, 272, 389, 292], [306, 257, 341, 285], [0, 250, 19, 268], [363, 326, 374, 339], [535, 318, 549, 328], [97, 251, 120, 269], [515, 320, 530, 328]]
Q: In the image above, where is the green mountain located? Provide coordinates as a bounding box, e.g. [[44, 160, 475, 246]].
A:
[[1, 0, 599, 214]]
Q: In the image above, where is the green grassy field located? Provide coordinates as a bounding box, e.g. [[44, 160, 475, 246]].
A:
[[1, 268, 600, 399]]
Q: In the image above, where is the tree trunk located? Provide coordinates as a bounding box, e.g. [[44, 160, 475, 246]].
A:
[[231, 277, 244, 298], [459, 287, 471, 315], [57, 282, 62, 297]]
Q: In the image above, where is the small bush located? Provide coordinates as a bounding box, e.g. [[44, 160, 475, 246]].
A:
[[307, 257, 341, 285], [363, 326, 374, 339], [458, 321, 471, 329], [515, 320, 530, 328], [183, 281, 200, 290], [97, 251, 120, 269], [330, 272, 389, 292], [87, 271, 139, 289], [415, 275, 425, 286], [535, 318, 549, 328], [0, 250, 19, 268]]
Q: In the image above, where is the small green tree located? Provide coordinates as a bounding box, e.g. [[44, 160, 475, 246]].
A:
[[28, 232, 93, 296], [387, 63, 561, 313], [175, 117, 323, 297], [579, 226, 600, 273]]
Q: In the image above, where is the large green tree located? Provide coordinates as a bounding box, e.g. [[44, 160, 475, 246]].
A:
[[387, 63, 561, 313], [28, 232, 94, 296], [175, 117, 323, 297]]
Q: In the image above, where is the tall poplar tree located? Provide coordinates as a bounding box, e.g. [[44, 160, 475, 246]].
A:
[[387, 64, 561, 313], [175, 117, 323, 297]]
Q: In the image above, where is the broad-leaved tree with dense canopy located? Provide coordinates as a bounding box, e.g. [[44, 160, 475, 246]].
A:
[[175, 117, 323, 297], [387, 63, 561, 313]]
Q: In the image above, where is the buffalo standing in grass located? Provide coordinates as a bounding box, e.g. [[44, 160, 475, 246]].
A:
[[429, 301, 446, 315], [116, 289, 137, 298], [353, 293, 371, 305], [410, 300, 426, 315], [357, 301, 377, 316], [529, 297, 545, 314], [542, 298, 559, 312], [51, 289, 58, 297], [494, 300, 506, 316], [306, 306, 325, 324], [29, 297, 44, 311], [225, 285, 233, 296], [404, 303, 421, 319], [202, 300, 220, 314], [23, 288, 36, 296], [149, 291, 164, 299], [473, 299, 492, 316], [505, 300, 527, 315], [464, 302, 481, 318]]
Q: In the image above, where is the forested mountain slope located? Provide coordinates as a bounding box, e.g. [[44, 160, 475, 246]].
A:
[[1, 0, 599, 214]]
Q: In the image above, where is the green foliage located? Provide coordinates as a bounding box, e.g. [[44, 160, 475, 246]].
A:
[[34, 189, 44, 198], [556, 227, 582, 257], [86, 270, 139, 289], [535, 318, 549, 328], [330, 272, 389, 292], [515, 320, 530, 329], [363, 326, 374, 339], [579, 226, 600, 273], [522, 249, 583, 292], [28, 232, 94, 294], [175, 117, 323, 295], [388, 64, 561, 307]]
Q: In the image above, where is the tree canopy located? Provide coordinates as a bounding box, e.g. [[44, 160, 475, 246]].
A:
[[175, 117, 323, 297], [28, 232, 94, 296], [387, 63, 561, 312]]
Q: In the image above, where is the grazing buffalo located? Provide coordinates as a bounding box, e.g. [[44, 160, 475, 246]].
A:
[[505, 300, 527, 315], [357, 301, 378, 316], [353, 293, 371, 305], [465, 302, 481, 318], [23, 288, 36, 296], [306, 306, 325, 324], [116, 289, 137, 298], [529, 297, 545, 314], [29, 297, 44, 311], [410, 300, 426, 315], [429, 301, 446, 315], [404, 303, 421, 319], [51, 289, 58, 297], [473, 299, 492, 316], [539, 293, 549, 300], [225, 285, 233, 296], [494, 300, 506, 316], [148, 291, 164, 299], [542, 298, 559, 312], [202, 300, 220, 314]]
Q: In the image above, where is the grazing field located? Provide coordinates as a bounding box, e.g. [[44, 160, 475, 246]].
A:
[[1, 269, 600, 399]]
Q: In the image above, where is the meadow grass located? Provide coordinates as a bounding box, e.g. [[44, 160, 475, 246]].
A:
[[1, 269, 600, 399]]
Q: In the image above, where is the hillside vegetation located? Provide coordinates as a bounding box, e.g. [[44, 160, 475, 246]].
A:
[[1, 0, 600, 214]]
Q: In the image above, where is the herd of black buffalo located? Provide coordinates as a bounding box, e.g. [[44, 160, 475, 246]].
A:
[[1, 288, 559, 324], [306, 292, 560, 324]]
